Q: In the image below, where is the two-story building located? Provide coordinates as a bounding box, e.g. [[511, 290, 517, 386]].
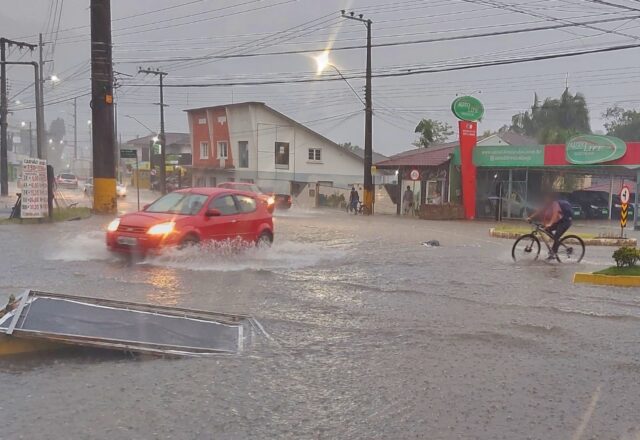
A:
[[185, 102, 373, 195]]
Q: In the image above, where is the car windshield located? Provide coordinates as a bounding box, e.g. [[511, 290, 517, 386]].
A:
[[60, 174, 75, 179], [145, 193, 208, 215]]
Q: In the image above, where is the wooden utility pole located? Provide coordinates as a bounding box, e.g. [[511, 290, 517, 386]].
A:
[[0, 38, 37, 196], [90, 0, 116, 213], [138, 67, 168, 194], [38, 33, 46, 161], [342, 11, 374, 214]]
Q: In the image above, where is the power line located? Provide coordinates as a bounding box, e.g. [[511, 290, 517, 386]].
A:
[[121, 41, 640, 88], [115, 13, 640, 64]]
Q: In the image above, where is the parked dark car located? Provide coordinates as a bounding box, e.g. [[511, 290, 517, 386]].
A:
[[571, 190, 610, 219], [611, 193, 635, 220], [552, 192, 585, 219]]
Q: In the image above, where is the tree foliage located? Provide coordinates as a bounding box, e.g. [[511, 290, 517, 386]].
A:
[[603, 106, 640, 141], [413, 119, 453, 148], [510, 89, 591, 143], [339, 142, 359, 151]]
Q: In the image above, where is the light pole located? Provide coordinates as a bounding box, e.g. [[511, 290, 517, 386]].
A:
[[21, 121, 33, 157], [341, 10, 373, 214]]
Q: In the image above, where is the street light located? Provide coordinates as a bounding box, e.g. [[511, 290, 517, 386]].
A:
[[48, 75, 60, 83], [314, 51, 365, 106], [21, 121, 26, 127]]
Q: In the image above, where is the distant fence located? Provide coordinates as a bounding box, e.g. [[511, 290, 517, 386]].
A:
[[290, 182, 399, 214]]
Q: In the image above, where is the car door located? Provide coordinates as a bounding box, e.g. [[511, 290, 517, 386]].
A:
[[202, 194, 242, 241], [233, 194, 259, 242]]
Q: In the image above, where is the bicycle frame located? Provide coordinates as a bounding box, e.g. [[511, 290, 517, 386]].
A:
[[530, 223, 568, 252]]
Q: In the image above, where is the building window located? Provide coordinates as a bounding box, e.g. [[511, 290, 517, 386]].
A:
[[308, 148, 321, 162], [198, 117, 207, 125], [142, 147, 150, 162], [275, 142, 289, 169], [238, 141, 249, 168], [218, 141, 228, 159], [200, 141, 209, 159]]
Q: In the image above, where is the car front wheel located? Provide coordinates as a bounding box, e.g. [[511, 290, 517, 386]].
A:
[[256, 231, 273, 247]]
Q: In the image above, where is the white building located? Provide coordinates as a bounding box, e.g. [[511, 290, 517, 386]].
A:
[[185, 102, 381, 195]]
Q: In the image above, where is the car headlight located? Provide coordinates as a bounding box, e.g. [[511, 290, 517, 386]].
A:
[[107, 218, 120, 232], [590, 205, 598, 209], [267, 196, 275, 205], [147, 222, 175, 235]]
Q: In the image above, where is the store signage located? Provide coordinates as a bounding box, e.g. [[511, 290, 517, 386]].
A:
[[409, 169, 420, 180], [21, 158, 48, 218], [451, 96, 484, 122], [473, 145, 544, 167], [565, 135, 626, 165], [120, 149, 137, 159]]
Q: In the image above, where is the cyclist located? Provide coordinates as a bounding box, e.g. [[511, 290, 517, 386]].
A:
[[528, 194, 574, 260]]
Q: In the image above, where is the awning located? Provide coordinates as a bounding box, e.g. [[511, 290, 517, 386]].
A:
[[375, 144, 456, 169]]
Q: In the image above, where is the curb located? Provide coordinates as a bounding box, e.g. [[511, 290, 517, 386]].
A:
[[489, 228, 637, 247], [573, 272, 640, 287]]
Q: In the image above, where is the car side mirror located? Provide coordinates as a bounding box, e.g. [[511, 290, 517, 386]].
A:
[[205, 209, 221, 217]]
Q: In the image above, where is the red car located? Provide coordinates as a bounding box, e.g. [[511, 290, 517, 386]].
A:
[[217, 182, 292, 210], [106, 188, 274, 254]]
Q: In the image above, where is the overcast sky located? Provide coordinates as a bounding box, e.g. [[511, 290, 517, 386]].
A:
[[3, 0, 640, 156]]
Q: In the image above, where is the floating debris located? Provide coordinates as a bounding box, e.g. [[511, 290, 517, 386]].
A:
[[422, 240, 441, 247], [0, 290, 261, 357]]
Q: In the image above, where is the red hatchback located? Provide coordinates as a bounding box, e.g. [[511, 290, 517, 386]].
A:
[[106, 188, 274, 254]]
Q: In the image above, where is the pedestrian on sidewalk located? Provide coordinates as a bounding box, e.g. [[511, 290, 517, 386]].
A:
[[403, 185, 414, 215]]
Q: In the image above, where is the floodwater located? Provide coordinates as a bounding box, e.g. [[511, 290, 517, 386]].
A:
[[1, 210, 639, 439]]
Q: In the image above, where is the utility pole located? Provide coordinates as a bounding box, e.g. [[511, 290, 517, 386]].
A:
[[0, 38, 37, 196], [28, 121, 33, 157], [1, 40, 7, 197], [138, 67, 168, 194], [342, 11, 374, 214], [38, 33, 46, 161], [73, 97, 77, 160], [91, 0, 116, 213]]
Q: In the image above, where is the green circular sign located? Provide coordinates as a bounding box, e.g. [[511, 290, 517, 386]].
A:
[[451, 96, 484, 121], [566, 134, 627, 165]]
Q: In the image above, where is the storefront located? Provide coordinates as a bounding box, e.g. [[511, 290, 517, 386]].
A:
[[375, 143, 461, 217], [453, 136, 640, 225]]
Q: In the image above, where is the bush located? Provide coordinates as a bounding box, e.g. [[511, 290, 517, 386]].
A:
[[612, 247, 640, 268]]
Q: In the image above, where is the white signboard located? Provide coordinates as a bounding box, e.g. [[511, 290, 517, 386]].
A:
[[21, 158, 48, 218]]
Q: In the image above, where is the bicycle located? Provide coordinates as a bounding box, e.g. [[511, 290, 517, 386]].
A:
[[511, 221, 585, 263]]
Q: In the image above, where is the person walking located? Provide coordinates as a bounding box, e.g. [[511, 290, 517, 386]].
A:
[[349, 186, 360, 214], [403, 185, 414, 215]]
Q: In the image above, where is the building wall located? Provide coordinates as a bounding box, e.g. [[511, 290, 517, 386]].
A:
[[189, 103, 365, 192]]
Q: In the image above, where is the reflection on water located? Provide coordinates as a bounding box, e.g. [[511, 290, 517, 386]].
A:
[[144, 268, 183, 306], [141, 239, 347, 273]]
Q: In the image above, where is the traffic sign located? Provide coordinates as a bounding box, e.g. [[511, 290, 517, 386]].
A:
[[620, 185, 631, 232], [621, 205, 629, 228], [620, 185, 631, 205], [120, 149, 138, 159]]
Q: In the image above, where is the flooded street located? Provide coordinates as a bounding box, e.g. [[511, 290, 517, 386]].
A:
[[1, 211, 639, 439]]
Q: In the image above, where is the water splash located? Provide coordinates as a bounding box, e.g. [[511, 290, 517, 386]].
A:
[[46, 230, 116, 262], [141, 239, 347, 272]]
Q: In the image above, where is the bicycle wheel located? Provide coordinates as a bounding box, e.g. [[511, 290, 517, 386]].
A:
[[512, 234, 541, 262], [556, 235, 585, 263]]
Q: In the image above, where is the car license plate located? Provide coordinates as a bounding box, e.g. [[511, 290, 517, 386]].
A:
[[573, 210, 580, 216], [117, 236, 137, 246]]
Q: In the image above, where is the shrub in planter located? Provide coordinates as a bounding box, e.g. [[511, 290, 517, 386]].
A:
[[612, 246, 640, 268]]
